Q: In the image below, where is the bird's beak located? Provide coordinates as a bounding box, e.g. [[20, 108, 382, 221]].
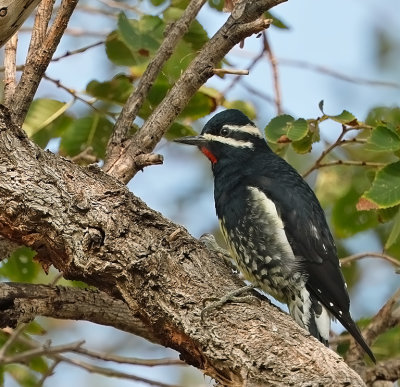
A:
[[173, 135, 208, 147]]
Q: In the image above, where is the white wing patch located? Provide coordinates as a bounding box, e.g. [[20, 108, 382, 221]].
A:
[[203, 133, 254, 148], [248, 186, 295, 259]]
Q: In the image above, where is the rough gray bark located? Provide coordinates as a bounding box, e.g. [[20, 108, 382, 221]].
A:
[[0, 0, 42, 48], [0, 105, 366, 386], [0, 282, 156, 344]]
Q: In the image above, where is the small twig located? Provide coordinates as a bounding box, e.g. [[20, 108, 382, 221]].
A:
[[317, 160, 386, 170], [43, 74, 107, 116], [279, 58, 400, 89], [1, 340, 85, 364], [51, 355, 182, 387], [263, 31, 282, 114], [97, 0, 143, 14], [36, 358, 61, 387], [70, 147, 98, 164], [302, 125, 349, 177], [72, 347, 186, 367], [0, 323, 26, 359], [3, 33, 18, 107], [341, 252, 400, 269], [302, 125, 380, 178], [49, 271, 64, 286], [213, 68, 249, 76], [222, 44, 265, 96], [52, 41, 104, 62]]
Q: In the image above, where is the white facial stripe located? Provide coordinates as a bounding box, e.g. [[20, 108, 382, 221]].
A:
[[223, 124, 263, 138], [203, 133, 254, 148]]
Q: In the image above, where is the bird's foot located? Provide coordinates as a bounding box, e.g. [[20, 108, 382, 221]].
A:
[[201, 284, 260, 322]]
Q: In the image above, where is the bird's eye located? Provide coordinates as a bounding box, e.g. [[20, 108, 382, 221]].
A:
[[220, 127, 230, 137]]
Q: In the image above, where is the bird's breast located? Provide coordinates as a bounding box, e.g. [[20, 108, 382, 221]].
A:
[[217, 185, 302, 300]]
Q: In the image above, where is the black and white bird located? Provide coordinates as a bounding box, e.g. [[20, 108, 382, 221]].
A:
[[174, 109, 375, 362]]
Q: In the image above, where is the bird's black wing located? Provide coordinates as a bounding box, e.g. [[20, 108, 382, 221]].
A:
[[244, 165, 375, 361]]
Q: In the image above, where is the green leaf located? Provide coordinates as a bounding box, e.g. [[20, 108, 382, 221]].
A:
[[5, 364, 39, 387], [59, 115, 113, 159], [29, 356, 49, 374], [385, 208, 400, 248], [31, 114, 73, 149], [183, 19, 209, 51], [105, 31, 137, 66], [180, 89, 217, 119], [171, 0, 190, 8], [330, 110, 357, 125], [287, 118, 308, 141], [366, 106, 400, 129], [318, 101, 358, 125], [118, 13, 164, 56], [208, 0, 224, 11], [162, 40, 197, 82], [264, 11, 290, 29], [291, 131, 313, 154], [366, 126, 400, 152], [23, 99, 70, 137], [362, 161, 400, 208], [150, 0, 166, 5], [86, 74, 133, 105], [264, 114, 294, 143], [332, 187, 378, 238], [25, 321, 47, 336], [0, 247, 39, 282], [165, 122, 197, 140]]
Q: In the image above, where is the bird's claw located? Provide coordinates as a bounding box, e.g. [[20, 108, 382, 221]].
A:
[[200, 284, 259, 322]]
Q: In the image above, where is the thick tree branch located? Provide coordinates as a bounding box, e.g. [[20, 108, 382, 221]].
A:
[[0, 282, 157, 344], [10, 0, 78, 126], [365, 359, 400, 386], [0, 105, 366, 385], [104, 0, 207, 171], [105, 0, 285, 182]]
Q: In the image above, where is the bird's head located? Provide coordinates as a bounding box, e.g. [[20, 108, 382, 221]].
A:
[[174, 109, 267, 165]]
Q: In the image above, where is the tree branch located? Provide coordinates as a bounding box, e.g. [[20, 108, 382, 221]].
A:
[[3, 33, 18, 107], [341, 252, 400, 270], [0, 104, 366, 385], [103, 0, 207, 171], [346, 288, 400, 372], [0, 282, 157, 344], [0, 0, 41, 48], [365, 359, 400, 386], [10, 0, 79, 126], [105, 0, 284, 182]]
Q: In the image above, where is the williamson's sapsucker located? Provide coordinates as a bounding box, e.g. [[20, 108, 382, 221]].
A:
[[175, 109, 375, 362]]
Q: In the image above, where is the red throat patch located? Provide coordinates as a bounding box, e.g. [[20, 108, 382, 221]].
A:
[[200, 147, 217, 164]]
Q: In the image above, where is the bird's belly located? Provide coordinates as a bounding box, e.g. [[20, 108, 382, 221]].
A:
[[220, 220, 303, 303], [218, 187, 304, 302]]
